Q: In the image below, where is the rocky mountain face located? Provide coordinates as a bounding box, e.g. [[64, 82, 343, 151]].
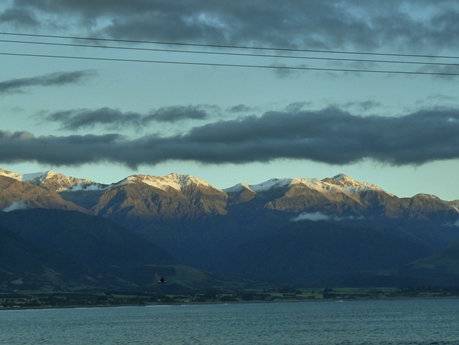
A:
[[5, 168, 458, 224], [2, 167, 459, 289], [0, 175, 87, 213], [225, 174, 459, 222], [27, 171, 110, 192], [91, 174, 228, 225]]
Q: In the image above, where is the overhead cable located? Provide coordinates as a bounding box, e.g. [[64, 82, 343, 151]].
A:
[[1, 51, 458, 76], [1, 31, 459, 60], [0, 38, 458, 68]]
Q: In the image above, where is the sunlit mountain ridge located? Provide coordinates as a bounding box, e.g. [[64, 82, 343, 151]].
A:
[[2, 167, 459, 289]]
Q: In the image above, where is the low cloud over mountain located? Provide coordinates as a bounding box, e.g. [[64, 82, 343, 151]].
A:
[[291, 211, 363, 222], [1, 200, 27, 212]]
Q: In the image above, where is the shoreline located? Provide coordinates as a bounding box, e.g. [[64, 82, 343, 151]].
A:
[[1, 288, 458, 311]]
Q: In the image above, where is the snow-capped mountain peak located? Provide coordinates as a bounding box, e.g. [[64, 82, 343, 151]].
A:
[[0, 167, 401, 198], [322, 173, 388, 195], [222, 183, 247, 193], [0, 167, 22, 181], [27, 171, 109, 192], [333, 173, 353, 182], [224, 178, 298, 193], [0, 168, 63, 185], [248, 178, 293, 192], [117, 173, 214, 192], [168, 172, 213, 189], [224, 174, 389, 198]]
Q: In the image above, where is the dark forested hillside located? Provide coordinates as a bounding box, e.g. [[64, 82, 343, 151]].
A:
[[214, 220, 433, 287]]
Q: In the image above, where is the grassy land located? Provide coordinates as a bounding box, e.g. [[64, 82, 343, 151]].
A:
[[1, 286, 459, 309]]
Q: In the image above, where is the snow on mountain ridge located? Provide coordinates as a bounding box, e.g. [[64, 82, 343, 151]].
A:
[[0, 168, 22, 181], [324, 173, 389, 195], [224, 178, 302, 193], [117, 173, 215, 192], [248, 178, 292, 192], [331, 173, 380, 188], [22, 172, 44, 181], [222, 183, 249, 193], [27, 170, 109, 192], [224, 174, 388, 197], [448, 200, 459, 212], [0, 167, 403, 198]]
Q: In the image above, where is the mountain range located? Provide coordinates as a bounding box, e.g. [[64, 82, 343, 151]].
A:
[[1, 167, 459, 290]]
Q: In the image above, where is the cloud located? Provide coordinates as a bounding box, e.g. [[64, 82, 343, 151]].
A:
[[2, 200, 27, 212], [342, 101, 382, 112], [442, 219, 459, 227], [271, 63, 304, 79], [0, 70, 97, 94], [0, 7, 38, 27], [291, 212, 330, 222], [0, 130, 123, 166], [5, 1, 459, 54], [3, 107, 459, 168], [227, 104, 253, 113], [44, 105, 211, 130], [418, 64, 459, 80], [290, 211, 364, 222], [45, 108, 144, 131], [146, 105, 209, 123]]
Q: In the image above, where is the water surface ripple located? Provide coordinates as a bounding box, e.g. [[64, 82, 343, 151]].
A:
[[1, 298, 458, 344]]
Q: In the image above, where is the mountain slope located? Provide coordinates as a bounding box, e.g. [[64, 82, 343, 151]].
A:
[[0, 209, 267, 292], [232, 174, 459, 222], [13, 168, 459, 227], [0, 167, 22, 180], [0, 175, 87, 213], [404, 240, 459, 285], [0, 223, 250, 292], [90, 173, 228, 226], [0, 209, 177, 270], [1, 169, 110, 192], [0, 225, 90, 290], [3, 167, 459, 288], [215, 220, 432, 287]]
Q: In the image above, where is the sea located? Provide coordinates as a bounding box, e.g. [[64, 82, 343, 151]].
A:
[[1, 298, 458, 345]]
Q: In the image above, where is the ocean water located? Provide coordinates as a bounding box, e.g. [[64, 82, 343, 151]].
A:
[[1, 298, 458, 345]]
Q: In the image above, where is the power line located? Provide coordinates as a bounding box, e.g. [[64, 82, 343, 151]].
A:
[[1, 51, 458, 76], [1, 31, 459, 60], [1, 38, 458, 68]]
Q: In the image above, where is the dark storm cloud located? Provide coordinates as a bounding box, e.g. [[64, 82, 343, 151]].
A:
[[45, 105, 210, 130], [342, 101, 382, 112], [227, 104, 253, 113], [46, 108, 143, 131], [0, 71, 96, 94], [146, 105, 209, 123], [0, 130, 123, 166], [418, 64, 459, 80], [7, 0, 459, 53], [3, 108, 459, 168], [0, 7, 38, 27]]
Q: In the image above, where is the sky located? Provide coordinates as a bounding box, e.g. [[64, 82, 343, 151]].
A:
[[1, 0, 459, 200]]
